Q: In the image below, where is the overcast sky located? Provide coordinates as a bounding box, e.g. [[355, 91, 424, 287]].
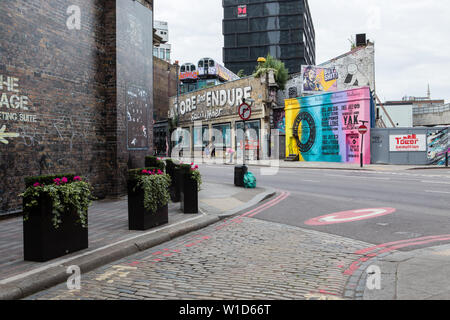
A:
[[154, 0, 450, 103]]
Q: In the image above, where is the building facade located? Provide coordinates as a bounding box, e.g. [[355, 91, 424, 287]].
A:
[[0, 0, 155, 215], [223, 0, 315, 76], [153, 20, 171, 63], [168, 75, 279, 161]]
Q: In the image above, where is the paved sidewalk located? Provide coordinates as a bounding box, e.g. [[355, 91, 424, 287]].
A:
[[0, 182, 274, 300], [266, 161, 447, 171], [361, 244, 450, 300], [179, 157, 449, 172]]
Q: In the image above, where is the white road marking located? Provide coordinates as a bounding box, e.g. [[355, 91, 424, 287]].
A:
[[422, 181, 450, 185], [325, 174, 390, 180], [319, 208, 389, 223], [425, 190, 450, 194]]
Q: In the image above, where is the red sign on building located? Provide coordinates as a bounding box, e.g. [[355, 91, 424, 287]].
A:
[[237, 5, 247, 18]]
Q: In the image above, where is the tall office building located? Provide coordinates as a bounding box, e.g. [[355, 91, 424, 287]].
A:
[[223, 0, 315, 76]]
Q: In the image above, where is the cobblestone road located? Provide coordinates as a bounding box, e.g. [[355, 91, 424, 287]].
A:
[[26, 216, 372, 300]]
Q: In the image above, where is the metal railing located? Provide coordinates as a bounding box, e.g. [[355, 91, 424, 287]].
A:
[[413, 104, 450, 115]]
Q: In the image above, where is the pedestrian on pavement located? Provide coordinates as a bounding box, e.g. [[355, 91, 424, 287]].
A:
[[210, 138, 216, 159], [178, 136, 184, 159], [226, 147, 235, 164]]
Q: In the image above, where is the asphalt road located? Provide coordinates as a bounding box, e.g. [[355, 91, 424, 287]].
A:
[[199, 163, 450, 251]]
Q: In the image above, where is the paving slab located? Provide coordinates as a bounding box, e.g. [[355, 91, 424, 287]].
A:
[[0, 181, 274, 300]]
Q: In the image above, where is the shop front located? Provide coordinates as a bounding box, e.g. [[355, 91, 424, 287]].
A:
[[169, 76, 276, 162]]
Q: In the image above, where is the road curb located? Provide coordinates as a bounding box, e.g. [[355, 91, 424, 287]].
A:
[[0, 214, 220, 300], [215, 187, 277, 219], [0, 188, 275, 300]]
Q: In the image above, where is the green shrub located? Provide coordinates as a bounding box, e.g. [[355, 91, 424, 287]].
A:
[[128, 168, 171, 214], [21, 175, 93, 229], [25, 174, 76, 188], [179, 163, 202, 191], [145, 156, 165, 171]]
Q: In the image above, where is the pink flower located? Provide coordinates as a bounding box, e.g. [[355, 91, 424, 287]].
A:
[[195, 165, 199, 169], [61, 177, 68, 184], [53, 178, 61, 185], [74, 176, 82, 181], [157, 169, 163, 175], [142, 169, 148, 174], [33, 182, 41, 187], [191, 162, 194, 166]]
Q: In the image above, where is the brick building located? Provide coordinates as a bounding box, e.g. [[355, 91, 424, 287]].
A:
[[168, 73, 279, 161], [153, 57, 178, 156], [0, 0, 156, 215]]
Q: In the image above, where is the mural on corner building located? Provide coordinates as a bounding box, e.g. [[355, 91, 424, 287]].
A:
[[285, 87, 374, 164], [278, 43, 375, 104], [427, 128, 449, 165]]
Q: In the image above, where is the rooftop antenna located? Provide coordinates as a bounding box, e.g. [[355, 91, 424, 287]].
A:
[[427, 83, 431, 99]]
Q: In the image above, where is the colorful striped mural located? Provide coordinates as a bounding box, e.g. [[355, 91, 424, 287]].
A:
[[285, 87, 374, 164]]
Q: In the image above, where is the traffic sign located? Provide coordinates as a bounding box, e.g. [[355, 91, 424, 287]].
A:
[[238, 102, 252, 121], [358, 125, 368, 135]]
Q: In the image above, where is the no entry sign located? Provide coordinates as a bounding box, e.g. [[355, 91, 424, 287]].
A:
[[305, 208, 396, 226], [358, 125, 368, 135]]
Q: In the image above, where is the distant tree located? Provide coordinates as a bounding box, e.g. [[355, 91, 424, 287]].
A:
[[252, 54, 289, 90]]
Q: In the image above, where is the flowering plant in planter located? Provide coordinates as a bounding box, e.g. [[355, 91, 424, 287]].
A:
[[189, 163, 202, 191], [21, 174, 93, 229], [129, 168, 171, 214]]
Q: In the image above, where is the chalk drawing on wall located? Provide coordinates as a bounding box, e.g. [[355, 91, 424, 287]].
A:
[[126, 85, 149, 150]]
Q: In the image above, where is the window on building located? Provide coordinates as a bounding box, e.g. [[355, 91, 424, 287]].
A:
[[166, 49, 170, 60], [212, 123, 231, 148], [193, 126, 209, 148], [235, 120, 260, 160]]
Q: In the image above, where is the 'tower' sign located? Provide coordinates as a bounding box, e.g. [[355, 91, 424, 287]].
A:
[[305, 208, 396, 226], [389, 134, 426, 152]]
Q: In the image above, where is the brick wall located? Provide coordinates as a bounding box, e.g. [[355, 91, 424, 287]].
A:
[[0, 0, 154, 214], [153, 58, 178, 122]]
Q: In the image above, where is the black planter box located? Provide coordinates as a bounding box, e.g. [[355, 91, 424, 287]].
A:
[[23, 196, 88, 262], [128, 188, 169, 231], [166, 165, 181, 203], [234, 165, 248, 187], [180, 173, 198, 214]]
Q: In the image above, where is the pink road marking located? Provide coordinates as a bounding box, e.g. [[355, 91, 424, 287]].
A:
[[239, 192, 289, 219], [214, 192, 288, 230], [305, 208, 396, 226], [355, 234, 450, 255], [377, 237, 450, 254], [246, 192, 290, 218], [319, 290, 338, 296], [146, 191, 291, 263], [344, 235, 450, 275]]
